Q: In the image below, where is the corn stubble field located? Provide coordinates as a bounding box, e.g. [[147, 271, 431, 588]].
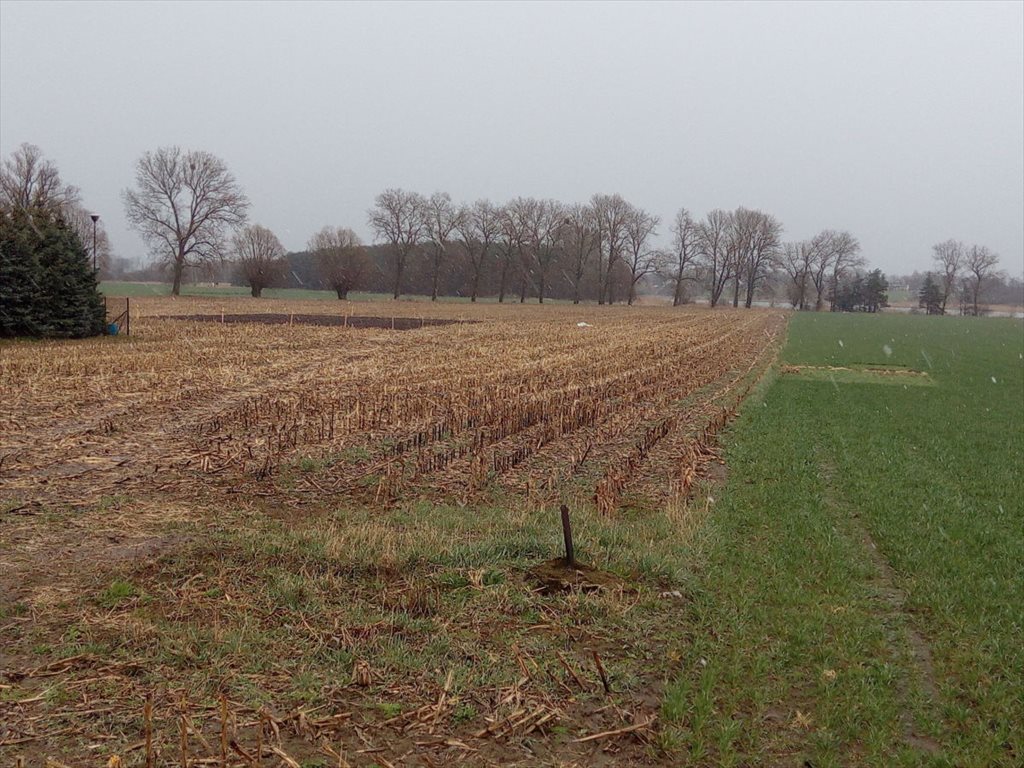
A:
[[0, 298, 786, 767]]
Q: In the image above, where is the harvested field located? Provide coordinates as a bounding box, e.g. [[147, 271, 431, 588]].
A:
[[1, 298, 785, 511], [0, 298, 786, 766]]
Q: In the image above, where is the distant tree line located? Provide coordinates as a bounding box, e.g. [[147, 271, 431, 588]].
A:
[[107, 144, 941, 309], [910, 240, 1009, 316], [7, 143, 1011, 320], [113, 146, 856, 306]]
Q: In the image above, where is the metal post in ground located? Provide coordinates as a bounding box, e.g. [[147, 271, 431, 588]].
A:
[[560, 504, 575, 567]]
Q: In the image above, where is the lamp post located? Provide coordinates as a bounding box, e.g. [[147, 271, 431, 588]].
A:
[[90, 213, 100, 273]]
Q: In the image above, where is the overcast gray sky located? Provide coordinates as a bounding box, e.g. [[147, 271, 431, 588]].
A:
[[2, 0, 1022, 276]]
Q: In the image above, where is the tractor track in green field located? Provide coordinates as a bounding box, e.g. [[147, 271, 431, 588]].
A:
[[816, 453, 942, 756]]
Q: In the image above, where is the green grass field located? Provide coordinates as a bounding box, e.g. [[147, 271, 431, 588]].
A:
[[663, 313, 1024, 766]]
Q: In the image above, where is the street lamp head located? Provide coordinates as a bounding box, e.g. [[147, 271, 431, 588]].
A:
[[90, 213, 100, 223]]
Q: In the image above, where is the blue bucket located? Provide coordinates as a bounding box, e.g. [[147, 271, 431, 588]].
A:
[[107, 323, 120, 335]]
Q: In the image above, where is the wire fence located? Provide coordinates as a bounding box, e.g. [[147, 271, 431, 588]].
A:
[[104, 296, 131, 335]]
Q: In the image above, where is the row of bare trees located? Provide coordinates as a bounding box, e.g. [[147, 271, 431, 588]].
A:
[[366, 189, 667, 304], [780, 230, 864, 311], [33, 143, 1003, 309], [367, 190, 795, 306], [122, 159, 848, 307], [229, 224, 370, 299], [671, 207, 787, 309], [11, 143, 1008, 310], [60, 142, 852, 303], [930, 239, 1003, 316]]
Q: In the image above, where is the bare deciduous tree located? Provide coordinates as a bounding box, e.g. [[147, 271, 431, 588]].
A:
[[696, 209, 733, 307], [0, 143, 79, 214], [802, 230, 862, 311], [808, 231, 835, 311], [455, 200, 501, 302], [368, 188, 427, 300], [782, 241, 814, 309], [623, 206, 659, 305], [725, 210, 753, 308], [591, 194, 631, 305], [0, 144, 114, 272], [563, 203, 598, 304], [308, 226, 369, 300], [495, 203, 525, 303], [825, 231, 863, 311], [424, 192, 461, 302], [739, 208, 783, 308], [962, 244, 1000, 316], [663, 208, 698, 307], [931, 239, 964, 314], [505, 197, 539, 303], [123, 146, 249, 295], [232, 224, 285, 297], [530, 199, 566, 304]]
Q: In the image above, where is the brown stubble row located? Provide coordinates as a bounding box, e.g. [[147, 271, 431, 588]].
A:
[[421, 313, 783, 509]]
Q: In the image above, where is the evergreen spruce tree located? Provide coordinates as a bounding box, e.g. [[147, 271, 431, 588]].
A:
[[918, 272, 943, 315], [834, 273, 865, 311], [36, 215, 106, 337], [1, 144, 106, 337], [863, 269, 889, 313], [0, 209, 105, 338], [0, 209, 44, 337]]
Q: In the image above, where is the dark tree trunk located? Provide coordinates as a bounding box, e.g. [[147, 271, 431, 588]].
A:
[[430, 253, 441, 301], [498, 257, 509, 303], [172, 259, 183, 296], [335, 286, 348, 300], [710, 271, 726, 307], [392, 254, 403, 300], [251, 284, 262, 298], [470, 268, 480, 303]]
